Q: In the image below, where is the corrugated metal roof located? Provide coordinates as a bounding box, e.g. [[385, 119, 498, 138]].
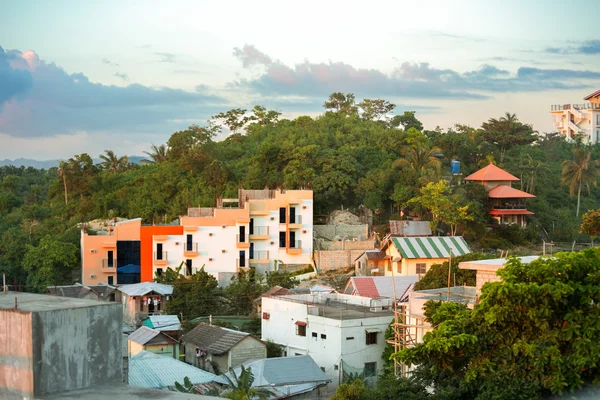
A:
[[347, 276, 419, 301], [118, 282, 173, 296], [392, 236, 471, 259], [182, 323, 253, 355], [129, 351, 225, 389], [128, 326, 161, 345], [145, 315, 181, 331]]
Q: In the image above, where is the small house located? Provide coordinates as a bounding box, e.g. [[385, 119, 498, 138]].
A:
[[181, 323, 266, 375], [143, 315, 181, 340], [127, 326, 179, 359], [459, 256, 540, 295], [344, 276, 419, 302], [354, 250, 387, 276], [117, 282, 173, 325]]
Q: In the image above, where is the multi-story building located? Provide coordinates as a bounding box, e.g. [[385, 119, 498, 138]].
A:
[[551, 89, 600, 144], [465, 163, 535, 227], [154, 188, 313, 286], [81, 188, 313, 287], [261, 292, 394, 389]]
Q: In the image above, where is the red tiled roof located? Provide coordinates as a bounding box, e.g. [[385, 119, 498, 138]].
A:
[[488, 185, 536, 199], [352, 278, 380, 298], [464, 164, 519, 182], [584, 89, 600, 100], [489, 209, 534, 215]]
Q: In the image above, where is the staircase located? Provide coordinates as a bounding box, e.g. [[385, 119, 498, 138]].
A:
[[568, 120, 582, 137]]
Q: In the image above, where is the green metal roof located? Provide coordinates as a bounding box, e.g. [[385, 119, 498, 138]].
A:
[[391, 236, 471, 259]]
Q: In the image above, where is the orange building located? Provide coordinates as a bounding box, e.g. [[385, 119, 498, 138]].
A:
[[465, 163, 535, 227]]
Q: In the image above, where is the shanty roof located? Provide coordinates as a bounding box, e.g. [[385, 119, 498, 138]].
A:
[[182, 323, 259, 355], [118, 282, 173, 296], [464, 164, 519, 182], [354, 250, 387, 262], [144, 315, 181, 331], [344, 276, 419, 301], [489, 209, 534, 215], [391, 236, 471, 259], [46, 283, 118, 299], [129, 351, 225, 389], [128, 326, 173, 345], [227, 356, 330, 398], [488, 185, 536, 199], [584, 89, 600, 100], [459, 256, 540, 272]]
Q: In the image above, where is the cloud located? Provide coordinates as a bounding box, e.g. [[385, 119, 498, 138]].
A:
[[429, 31, 486, 43], [102, 58, 120, 67], [113, 72, 129, 82], [155, 52, 176, 63], [545, 40, 600, 55], [0, 46, 225, 138], [231, 45, 600, 100]]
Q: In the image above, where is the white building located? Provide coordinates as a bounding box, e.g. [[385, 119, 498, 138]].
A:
[[551, 89, 600, 144], [261, 293, 394, 389]]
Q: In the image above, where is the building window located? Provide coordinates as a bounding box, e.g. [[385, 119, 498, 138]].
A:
[[366, 331, 378, 345], [312, 332, 317, 338], [296, 321, 307, 336], [108, 276, 114, 285], [387, 263, 391, 272], [346, 337, 354, 340], [364, 362, 377, 377], [156, 268, 163, 276], [186, 259, 192, 276], [416, 263, 426, 274], [334, 364, 339, 370], [107, 250, 114, 268], [321, 334, 327, 340], [279, 231, 286, 248], [295, 353, 302, 356], [279, 207, 286, 223], [397, 263, 402, 273]]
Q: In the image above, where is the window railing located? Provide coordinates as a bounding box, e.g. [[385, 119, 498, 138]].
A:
[[251, 250, 269, 260], [289, 215, 302, 224], [290, 240, 302, 249], [237, 258, 249, 268], [102, 259, 115, 268], [184, 242, 198, 252], [250, 226, 269, 235], [154, 251, 168, 261], [237, 234, 248, 243], [492, 204, 526, 210]]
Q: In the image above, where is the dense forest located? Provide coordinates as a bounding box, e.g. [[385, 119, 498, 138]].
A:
[[1, 92, 600, 291]]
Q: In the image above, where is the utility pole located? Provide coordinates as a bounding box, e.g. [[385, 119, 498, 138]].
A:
[[447, 247, 453, 301]]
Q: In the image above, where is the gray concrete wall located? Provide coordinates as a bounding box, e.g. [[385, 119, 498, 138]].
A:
[[31, 303, 123, 397], [229, 337, 267, 368], [314, 225, 368, 241]]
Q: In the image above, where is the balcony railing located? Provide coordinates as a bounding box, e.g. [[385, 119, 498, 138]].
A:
[[237, 234, 248, 244], [551, 103, 600, 111], [289, 215, 302, 224], [154, 251, 168, 261], [237, 258, 250, 268], [102, 259, 115, 268], [250, 226, 269, 235], [183, 242, 198, 252], [290, 240, 302, 249], [251, 250, 269, 260], [493, 204, 526, 210]]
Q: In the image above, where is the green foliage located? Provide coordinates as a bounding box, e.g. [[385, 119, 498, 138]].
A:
[[166, 267, 224, 320], [154, 261, 184, 284], [396, 249, 600, 399], [413, 253, 489, 291], [265, 340, 284, 358], [221, 365, 273, 400], [330, 378, 365, 400], [581, 208, 600, 240], [224, 269, 267, 316], [22, 235, 79, 293], [561, 147, 600, 217], [265, 269, 299, 289], [360, 375, 429, 400]]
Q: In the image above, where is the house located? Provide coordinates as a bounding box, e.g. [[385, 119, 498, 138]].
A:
[[182, 323, 267, 375], [344, 276, 419, 302], [81, 188, 314, 288], [129, 350, 224, 391], [459, 256, 540, 295], [465, 163, 536, 227], [551, 90, 600, 144], [227, 356, 331, 399], [354, 250, 387, 276], [117, 282, 173, 325], [380, 235, 472, 276], [261, 292, 395, 389], [127, 326, 179, 359], [46, 282, 119, 302], [143, 315, 181, 339]]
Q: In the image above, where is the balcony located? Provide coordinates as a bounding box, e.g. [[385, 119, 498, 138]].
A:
[[236, 258, 250, 269], [154, 251, 168, 266], [249, 201, 269, 216], [552, 103, 600, 112], [249, 226, 269, 240], [492, 203, 526, 210], [101, 258, 115, 272], [250, 250, 269, 265], [287, 240, 302, 255], [183, 242, 198, 257], [237, 234, 250, 249], [289, 214, 302, 228]]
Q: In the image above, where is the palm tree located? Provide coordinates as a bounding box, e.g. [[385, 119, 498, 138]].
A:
[[98, 150, 128, 173], [58, 160, 69, 205], [522, 154, 550, 194], [561, 147, 600, 217], [221, 366, 273, 400], [141, 143, 168, 165], [393, 144, 442, 186]]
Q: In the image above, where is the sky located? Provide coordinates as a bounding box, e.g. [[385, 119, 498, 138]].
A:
[[1, 0, 600, 160]]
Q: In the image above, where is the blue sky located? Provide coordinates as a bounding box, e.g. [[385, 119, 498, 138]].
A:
[[1, 0, 599, 159]]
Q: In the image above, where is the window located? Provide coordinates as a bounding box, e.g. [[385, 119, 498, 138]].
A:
[[185, 259, 192, 276], [334, 364, 339, 370], [416, 263, 426, 274], [156, 268, 163, 276], [364, 362, 377, 377], [156, 243, 163, 260], [279, 207, 286, 223], [294, 353, 302, 356], [387, 263, 391, 272], [289, 207, 296, 223], [366, 331, 378, 345], [397, 263, 401, 273], [346, 337, 355, 340], [289, 231, 296, 248], [312, 332, 317, 338], [108, 276, 114, 285], [321, 334, 327, 340], [107, 250, 114, 268], [295, 321, 307, 336], [279, 232, 286, 248], [186, 234, 193, 251], [239, 251, 246, 267]]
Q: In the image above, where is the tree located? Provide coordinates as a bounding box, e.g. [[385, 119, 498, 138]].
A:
[[166, 267, 223, 320], [250, 105, 281, 126], [225, 269, 266, 315], [154, 261, 184, 284], [57, 160, 69, 205], [22, 235, 79, 293], [2, 175, 18, 194], [142, 143, 168, 164], [323, 92, 358, 115], [413, 253, 489, 291], [396, 249, 600, 399], [330, 378, 365, 400], [580, 208, 600, 245], [561, 147, 600, 217], [212, 108, 251, 134], [265, 339, 284, 358], [221, 366, 273, 400], [390, 111, 423, 131], [358, 99, 395, 121], [480, 113, 536, 163], [265, 270, 299, 289], [393, 144, 441, 187], [98, 150, 128, 173]]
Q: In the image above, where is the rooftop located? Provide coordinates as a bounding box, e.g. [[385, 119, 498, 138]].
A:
[[144, 315, 181, 331], [182, 323, 253, 355], [464, 163, 519, 182], [118, 282, 173, 296], [488, 185, 536, 199], [459, 256, 540, 272], [345, 276, 419, 301], [38, 383, 221, 399], [391, 236, 471, 259], [0, 292, 116, 312], [128, 326, 173, 345], [584, 89, 600, 100]]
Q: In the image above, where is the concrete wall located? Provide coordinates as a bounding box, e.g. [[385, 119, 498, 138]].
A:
[[0, 310, 34, 399], [314, 225, 368, 241], [327, 239, 375, 250], [31, 303, 123, 397], [476, 271, 501, 294], [314, 250, 365, 271], [229, 337, 267, 368]]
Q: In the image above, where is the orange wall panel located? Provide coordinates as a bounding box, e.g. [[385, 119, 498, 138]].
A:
[[140, 225, 183, 282]]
